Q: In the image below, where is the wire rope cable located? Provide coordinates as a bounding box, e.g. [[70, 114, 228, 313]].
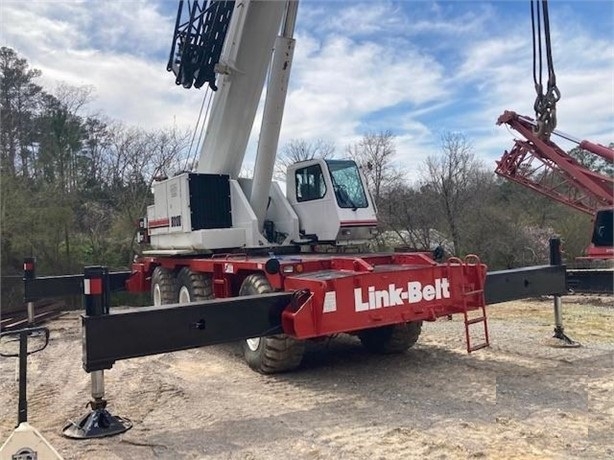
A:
[[530, 0, 560, 138], [184, 86, 211, 171], [191, 88, 215, 170]]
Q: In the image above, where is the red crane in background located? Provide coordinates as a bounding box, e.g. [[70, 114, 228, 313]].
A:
[[496, 0, 613, 260], [496, 111, 613, 259]]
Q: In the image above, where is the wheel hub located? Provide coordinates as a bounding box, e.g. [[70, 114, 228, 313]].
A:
[[178, 286, 191, 304], [246, 337, 261, 351], [153, 284, 162, 306]]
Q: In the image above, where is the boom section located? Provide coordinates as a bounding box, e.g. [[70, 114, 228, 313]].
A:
[[197, 0, 287, 178], [496, 111, 614, 215]]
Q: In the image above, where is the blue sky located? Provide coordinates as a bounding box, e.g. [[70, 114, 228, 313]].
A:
[[2, 1, 612, 182]]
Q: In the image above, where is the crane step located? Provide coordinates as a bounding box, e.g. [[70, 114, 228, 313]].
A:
[[463, 306, 489, 353], [465, 316, 486, 326], [446, 254, 490, 353], [468, 343, 490, 353]]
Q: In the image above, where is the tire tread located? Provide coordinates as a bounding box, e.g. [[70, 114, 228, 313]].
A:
[[241, 274, 304, 373], [177, 267, 213, 301], [152, 266, 177, 305], [359, 321, 422, 354]]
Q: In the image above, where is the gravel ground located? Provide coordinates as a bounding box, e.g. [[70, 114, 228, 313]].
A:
[[1, 295, 613, 460]]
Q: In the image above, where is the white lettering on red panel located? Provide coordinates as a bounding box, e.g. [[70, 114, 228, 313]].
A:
[[354, 279, 450, 312]]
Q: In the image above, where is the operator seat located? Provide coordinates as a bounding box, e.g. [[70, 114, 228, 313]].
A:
[[300, 183, 315, 201]]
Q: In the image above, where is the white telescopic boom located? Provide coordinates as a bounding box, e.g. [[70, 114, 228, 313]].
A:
[[250, 1, 299, 229], [197, 0, 287, 178]]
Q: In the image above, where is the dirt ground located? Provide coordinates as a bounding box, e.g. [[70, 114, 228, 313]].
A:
[[1, 295, 613, 460]]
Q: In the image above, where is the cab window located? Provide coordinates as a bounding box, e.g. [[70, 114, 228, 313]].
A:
[[295, 164, 327, 202], [592, 209, 613, 247]]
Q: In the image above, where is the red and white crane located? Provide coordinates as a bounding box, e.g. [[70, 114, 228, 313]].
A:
[[128, 0, 489, 374]]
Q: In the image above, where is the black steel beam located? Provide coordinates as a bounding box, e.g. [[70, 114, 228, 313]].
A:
[[567, 269, 613, 294], [485, 265, 567, 305], [82, 292, 294, 372], [24, 271, 130, 302]]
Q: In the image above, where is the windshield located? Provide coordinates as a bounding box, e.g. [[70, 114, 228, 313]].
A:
[[325, 160, 368, 209]]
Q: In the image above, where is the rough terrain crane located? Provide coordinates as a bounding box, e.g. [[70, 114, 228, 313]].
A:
[[11, 0, 569, 441], [126, 0, 489, 374]]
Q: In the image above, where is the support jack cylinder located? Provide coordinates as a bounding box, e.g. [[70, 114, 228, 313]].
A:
[[63, 267, 132, 439]]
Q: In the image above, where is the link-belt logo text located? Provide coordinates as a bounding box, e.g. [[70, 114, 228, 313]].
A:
[[354, 278, 450, 311]]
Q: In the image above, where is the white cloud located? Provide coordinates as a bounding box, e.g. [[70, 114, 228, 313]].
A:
[[1, 3, 87, 53], [453, 22, 613, 162], [280, 32, 446, 142], [313, 2, 406, 37], [1, 0, 611, 183], [2, 1, 200, 130], [86, 1, 171, 56]]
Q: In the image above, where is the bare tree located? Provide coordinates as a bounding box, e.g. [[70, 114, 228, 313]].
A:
[[101, 124, 190, 259], [377, 182, 444, 251], [346, 130, 404, 205], [422, 132, 485, 256], [274, 138, 335, 180], [54, 82, 94, 114]]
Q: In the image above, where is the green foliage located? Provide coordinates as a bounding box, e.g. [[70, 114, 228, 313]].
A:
[[568, 146, 614, 177], [1, 47, 188, 287]]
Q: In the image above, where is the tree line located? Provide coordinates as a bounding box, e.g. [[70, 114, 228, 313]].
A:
[[1, 47, 190, 278], [0, 47, 604, 300], [280, 132, 604, 269]]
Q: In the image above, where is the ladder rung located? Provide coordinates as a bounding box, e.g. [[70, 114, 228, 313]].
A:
[[453, 263, 489, 353], [465, 317, 486, 325], [468, 343, 489, 352]]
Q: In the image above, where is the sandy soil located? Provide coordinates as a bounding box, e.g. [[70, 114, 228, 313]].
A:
[[1, 295, 613, 460]]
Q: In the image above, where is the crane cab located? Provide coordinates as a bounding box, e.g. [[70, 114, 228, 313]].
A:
[[286, 159, 378, 245], [143, 158, 377, 253], [586, 207, 614, 259]]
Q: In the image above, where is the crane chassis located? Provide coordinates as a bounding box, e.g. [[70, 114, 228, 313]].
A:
[[18, 248, 567, 439]]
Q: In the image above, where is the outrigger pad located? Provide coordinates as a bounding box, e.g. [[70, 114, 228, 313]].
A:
[[547, 327, 581, 349], [63, 409, 132, 439]]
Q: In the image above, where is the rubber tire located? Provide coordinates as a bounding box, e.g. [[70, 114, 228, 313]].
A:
[[176, 267, 213, 303], [358, 321, 423, 354], [151, 266, 177, 306], [240, 274, 305, 374]]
